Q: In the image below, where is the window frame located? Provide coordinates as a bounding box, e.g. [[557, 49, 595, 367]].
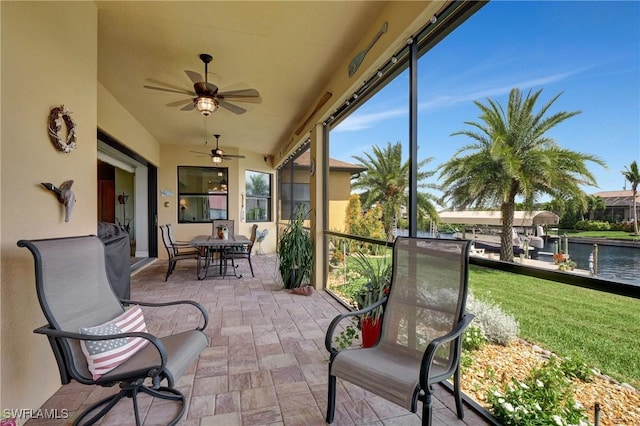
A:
[[245, 169, 272, 223], [177, 166, 229, 224]]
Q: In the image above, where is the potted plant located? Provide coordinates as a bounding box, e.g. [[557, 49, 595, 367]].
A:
[[350, 249, 392, 347], [278, 204, 313, 292]]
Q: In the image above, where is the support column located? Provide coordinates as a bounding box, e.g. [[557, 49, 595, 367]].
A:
[[309, 124, 326, 289]]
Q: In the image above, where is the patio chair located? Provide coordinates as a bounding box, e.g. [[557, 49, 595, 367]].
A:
[[18, 235, 209, 425], [222, 223, 258, 277], [160, 224, 201, 281], [167, 223, 201, 256], [325, 237, 474, 426]]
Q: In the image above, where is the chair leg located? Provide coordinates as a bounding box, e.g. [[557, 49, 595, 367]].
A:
[[165, 260, 174, 281], [326, 373, 337, 423], [453, 366, 464, 419], [74, 380, 186, 426], [422, 387, 433, 426], [74, 388, 128, 425], [248, 255, 255, 277]]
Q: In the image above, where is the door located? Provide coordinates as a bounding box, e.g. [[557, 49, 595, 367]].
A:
[[99, 180, 116, 222]]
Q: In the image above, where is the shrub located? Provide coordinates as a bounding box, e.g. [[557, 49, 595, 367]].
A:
[[488, 356, 589, 426], [463, 323, 486, 351], [574, 220, 611, 231], [466, 293, 519, 345], [560, 356, 594, 382]]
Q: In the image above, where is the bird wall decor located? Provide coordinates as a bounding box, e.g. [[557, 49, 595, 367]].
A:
[[41, 180, 75, 222], [255, 228, 269, 254]]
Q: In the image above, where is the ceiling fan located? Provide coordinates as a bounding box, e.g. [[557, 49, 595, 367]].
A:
[[143, 53, 260, 115], [190, 134, 246, 164]]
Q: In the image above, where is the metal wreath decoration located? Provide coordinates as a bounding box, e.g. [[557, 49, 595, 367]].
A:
[[48, 105, 77, 153]]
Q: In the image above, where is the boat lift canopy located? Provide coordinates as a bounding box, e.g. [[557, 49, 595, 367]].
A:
[[438, 210, 559, 227]]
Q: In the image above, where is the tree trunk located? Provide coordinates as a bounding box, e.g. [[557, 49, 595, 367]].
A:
[[500, 201, 515, 262], [633, 190, 639, 235]]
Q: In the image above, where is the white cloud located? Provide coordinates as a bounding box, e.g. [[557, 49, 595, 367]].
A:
[[419, 68, 590, 111], [332, 68, 589, 132], [333, 107, 407, 132]]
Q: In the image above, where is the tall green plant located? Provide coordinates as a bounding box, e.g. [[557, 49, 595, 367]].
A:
[[278, 204, 313, 289], [350, 249, 392, 321]]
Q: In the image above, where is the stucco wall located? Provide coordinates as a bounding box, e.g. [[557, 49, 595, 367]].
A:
[[97, 83, 160, 167], [1, 1, 98, 412]]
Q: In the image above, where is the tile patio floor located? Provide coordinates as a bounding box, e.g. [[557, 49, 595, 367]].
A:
[[26, 254, 494, 426]]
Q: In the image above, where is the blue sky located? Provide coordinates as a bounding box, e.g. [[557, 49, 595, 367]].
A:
[[329, 1, 639, 204]]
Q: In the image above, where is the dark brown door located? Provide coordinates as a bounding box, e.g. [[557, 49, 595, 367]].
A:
[[99, 180, 116, 223]]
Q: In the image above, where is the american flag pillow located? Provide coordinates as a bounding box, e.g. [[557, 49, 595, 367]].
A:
[[80, 305, 149, 380]]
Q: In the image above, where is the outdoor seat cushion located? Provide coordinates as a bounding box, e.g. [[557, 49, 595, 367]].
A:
[[331, 345, 448, 410], [99, 329, 209, 384]]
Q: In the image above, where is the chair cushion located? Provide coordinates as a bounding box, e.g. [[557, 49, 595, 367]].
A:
[[80, 305, 149, 380]]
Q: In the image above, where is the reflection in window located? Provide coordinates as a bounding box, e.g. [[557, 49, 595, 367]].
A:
[[177, 166, 228, 223], [245, 170, 271, 222]]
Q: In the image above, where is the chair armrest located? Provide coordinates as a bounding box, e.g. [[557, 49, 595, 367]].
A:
[[324, 297, 387, 355], [121, 299, 209, 331], [34, 325, 169, 374], [419, 313, 475, 385]]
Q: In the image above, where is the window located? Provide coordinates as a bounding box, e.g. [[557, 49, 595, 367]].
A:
[[245, 170, 271, 222], [278, 146, 311, 221], [177, 166, 228, 223]]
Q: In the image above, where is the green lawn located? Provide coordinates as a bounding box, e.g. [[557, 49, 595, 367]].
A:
[[557, 230, 639, 240], [469, 266, 640, 387]]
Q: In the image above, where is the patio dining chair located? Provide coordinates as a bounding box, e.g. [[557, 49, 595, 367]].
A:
[[160, 224, 201, 281], [222, 223, 258, 277], [325, 237, 474, 426], [18, 235, 209, 425]]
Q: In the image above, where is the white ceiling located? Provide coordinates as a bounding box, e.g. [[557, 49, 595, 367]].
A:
[[96, 1, 390, 159]]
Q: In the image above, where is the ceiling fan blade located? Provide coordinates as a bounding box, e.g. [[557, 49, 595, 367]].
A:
[[180, 103, 196, 111], [166, 98, 194, 107], [143, 85, 195, 96], [217, 88, 260, 98], [145, 78, 193, 93], [217, 99, 246, 115], [222, 154, 246, 159], [184, 70, 204, 85], [189, 150, 213, 156]]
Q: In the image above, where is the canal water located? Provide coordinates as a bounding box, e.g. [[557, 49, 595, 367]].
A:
[[403, 230, 640, 286], [541, 240, 640, 286]]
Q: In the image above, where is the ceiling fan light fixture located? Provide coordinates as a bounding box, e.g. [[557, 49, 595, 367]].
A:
[[211, 155, 223, 164], [196, 97, 218, 116]]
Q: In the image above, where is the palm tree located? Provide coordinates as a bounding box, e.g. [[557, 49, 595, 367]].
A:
[[248, 173, 269, 195], [585, 194, 606, 220], [351, 141, 439, 241], [622, 160, 640, 235], [439, 88, 606, 262]]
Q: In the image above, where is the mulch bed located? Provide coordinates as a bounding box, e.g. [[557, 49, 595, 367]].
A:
[[461, 339, 640, 425]]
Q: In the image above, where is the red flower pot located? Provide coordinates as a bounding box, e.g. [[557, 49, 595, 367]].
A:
[[361, 317, 381, 348]]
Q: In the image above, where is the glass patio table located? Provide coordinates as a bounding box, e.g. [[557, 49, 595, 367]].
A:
[[190, 234, 251, 280]]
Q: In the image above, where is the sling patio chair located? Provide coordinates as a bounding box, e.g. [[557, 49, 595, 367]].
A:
[[18, 235, 209, 425], [222, 223, 258, 277], [160, 224, 201, 281], [325, 237, 474, 426]]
